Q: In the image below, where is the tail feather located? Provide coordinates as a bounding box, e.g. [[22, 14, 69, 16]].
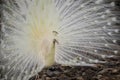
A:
[[55, 0, 120, 66]]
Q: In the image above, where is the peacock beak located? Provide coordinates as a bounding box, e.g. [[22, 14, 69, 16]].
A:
[[53, 31, 59, 45]]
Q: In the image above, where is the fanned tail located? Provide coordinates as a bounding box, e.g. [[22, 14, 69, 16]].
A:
[[0, 0, 57, 79], [55, 0, 120, 66]]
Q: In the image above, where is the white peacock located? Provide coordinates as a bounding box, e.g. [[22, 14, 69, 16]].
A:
[[0, 0, 120, 80]]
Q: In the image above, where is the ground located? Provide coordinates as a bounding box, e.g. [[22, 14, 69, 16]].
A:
[[30, 61, 120, 80]]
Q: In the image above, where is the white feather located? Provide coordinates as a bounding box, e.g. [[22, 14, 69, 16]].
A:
[[0, 0, 120, 80]]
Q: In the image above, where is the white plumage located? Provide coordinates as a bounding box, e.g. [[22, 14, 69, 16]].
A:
[[0, 0, 120, 80]]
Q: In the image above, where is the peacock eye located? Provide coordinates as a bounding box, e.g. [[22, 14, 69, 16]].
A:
[[52, 31, 58, 36]]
